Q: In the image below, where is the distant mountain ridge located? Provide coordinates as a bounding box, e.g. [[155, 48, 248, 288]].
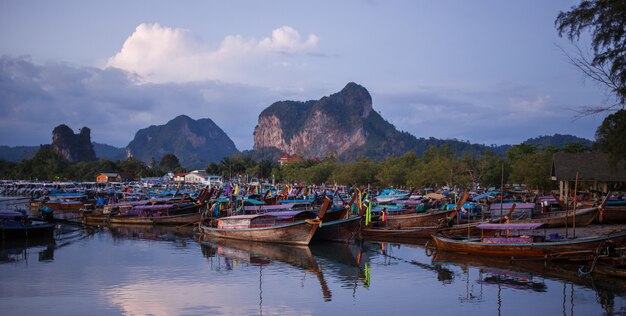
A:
[[523, 134, 593, 148], [0, 85, 595, 164], [93, 142, 125, 160], [126, 115, 239, 168]]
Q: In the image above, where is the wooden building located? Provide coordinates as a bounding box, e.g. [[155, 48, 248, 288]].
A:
[[551, 152, 626, 202], [96, 172, 133, 183]]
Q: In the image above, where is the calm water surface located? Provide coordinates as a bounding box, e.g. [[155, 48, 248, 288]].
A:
[[1, 198, 626, 315]]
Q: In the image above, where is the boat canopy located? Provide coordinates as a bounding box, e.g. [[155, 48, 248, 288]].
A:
[[394, 199, 423, 205], [278, 199, 314, 204], [488, 203, 535, 211], [243, 203, 296, 212], [476, 223, 544, 230], [472, 191, 499, 201], [264, 210, 316, 220], [425, 193, 445, 200], [134, 204, 174, 211], [217, 214, 277, 229]]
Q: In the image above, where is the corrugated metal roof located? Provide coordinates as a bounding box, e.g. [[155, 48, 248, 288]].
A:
[[551, 152, 626, 182]]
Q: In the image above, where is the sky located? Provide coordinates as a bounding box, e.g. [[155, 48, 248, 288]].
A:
[[0, 0, 614, 151]]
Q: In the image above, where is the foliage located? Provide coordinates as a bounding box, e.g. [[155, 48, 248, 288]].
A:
[[507, 151, 554, 191], [523, 133, 593, 149], [595, 109, 626, 165], [0, 137, 601, 193], [556, 0, 626, 107], [378, 152, 420, 187], [159, 154, 181, 172]]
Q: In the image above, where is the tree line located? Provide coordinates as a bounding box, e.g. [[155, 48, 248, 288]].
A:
[[0, 142, 593, 193]]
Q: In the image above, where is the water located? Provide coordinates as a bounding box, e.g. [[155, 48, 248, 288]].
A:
[[1, 198, 626, 315]]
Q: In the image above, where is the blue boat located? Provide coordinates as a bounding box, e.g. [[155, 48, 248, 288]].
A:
[[0, 211, 55, 240]]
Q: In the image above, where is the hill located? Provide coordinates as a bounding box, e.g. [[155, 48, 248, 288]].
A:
[[126, 115, 239, 168], [253, 82, 505, 161]]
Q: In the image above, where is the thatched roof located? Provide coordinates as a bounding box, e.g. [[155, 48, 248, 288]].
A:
[[551, 152, 626, 182]]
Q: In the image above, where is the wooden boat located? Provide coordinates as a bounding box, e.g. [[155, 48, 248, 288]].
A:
[[431, 223, 626, 259], [491, 203, 598, 228], [31, 193, 89, 211], [313, 216, 363, 243], [375, 209, 456, 228], [200, 198, 331, 245], [313, 194, 363, 243], [531, 206, 598, 227], [109, 212, 202, 225], [598, 200, 626, 223], [363, 191, 473, 242], [0, 211, 55, 240], [84, 202, 202, 225], [362, 222, 484, 242]]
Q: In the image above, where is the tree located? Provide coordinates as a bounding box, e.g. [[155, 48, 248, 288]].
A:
[[595, 109, 626, 165], [378, 152, 420, 187], [159, 154, 180, 172], [556, 0, 626, 112], [462, 150, 501, 191], [205, 162, 220, 175]]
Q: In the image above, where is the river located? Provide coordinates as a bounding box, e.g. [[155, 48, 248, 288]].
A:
[[1, 198, 625, 315]]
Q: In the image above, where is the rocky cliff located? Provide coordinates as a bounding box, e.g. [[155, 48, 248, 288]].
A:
[[253, 82, 424, 160], [51, 125, 97, 162], [126, 115, 238, 168], [254, 82, 374, 158]]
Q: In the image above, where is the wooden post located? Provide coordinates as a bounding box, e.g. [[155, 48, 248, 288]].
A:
[[564, 180, 569, 239], [573, 171, 579, 238]]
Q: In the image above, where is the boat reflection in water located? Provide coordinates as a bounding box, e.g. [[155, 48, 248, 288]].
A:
[[0, 236, 56, 263], [0, 222, 97, 264], [107, 224, 194, 245], [431, 250, 626, 315], [199, 237, 372, 303]]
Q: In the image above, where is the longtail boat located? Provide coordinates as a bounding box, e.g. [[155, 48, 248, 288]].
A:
[[598, 200, 626, 223], [313, 216, 362, 243], [375, 209, 456, 228], [362, 192, 472, 242], [491, 203, 598, 228], [431, 223, 626, 260], [313, 193, 362, 243], [107, 203, 202, 225], [362, 222, 483, 242], [199, 198, 331, 245], [0, 211, 55, 239]]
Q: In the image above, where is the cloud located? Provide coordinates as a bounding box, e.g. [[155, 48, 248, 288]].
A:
[[373, 83, 601, 146], [105, 23, 319, 85], [0, 55, 292, 149], [0, 56, 602, 153]]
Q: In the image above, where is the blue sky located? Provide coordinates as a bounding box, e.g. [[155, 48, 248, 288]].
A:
[[0, 0, 613, 150]]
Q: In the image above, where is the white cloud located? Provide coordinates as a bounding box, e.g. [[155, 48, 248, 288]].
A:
[[105, 23, 319, 85], [508, 95, 551, 113]]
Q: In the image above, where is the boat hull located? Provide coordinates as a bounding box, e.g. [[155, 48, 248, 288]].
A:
[[313, 216, 362, 243], [0, 221, 55, 239], [378, 209, 456, 228], [431, 231, 626, 259], [201, 220, 318, 245], [598, 205, 626, 224], [528, 207, 598, 228], [108, 212, 201, 225], [363, 222, 485, 242]]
